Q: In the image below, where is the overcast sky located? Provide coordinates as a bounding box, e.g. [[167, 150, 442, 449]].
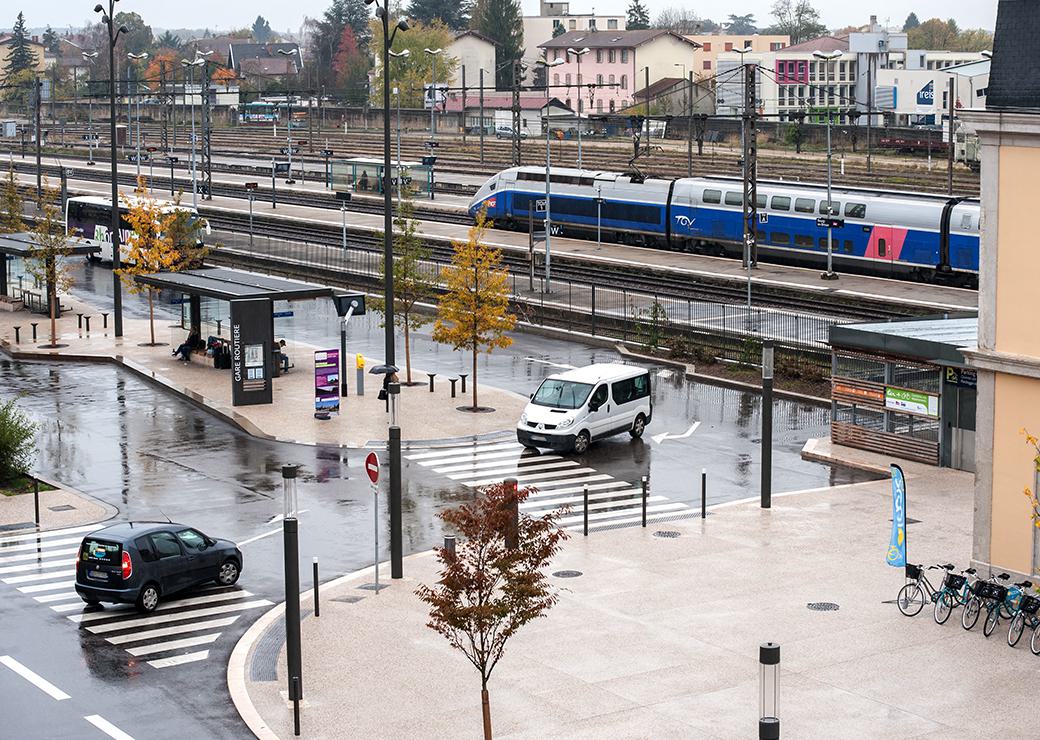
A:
[[15, 0, 998, 35]]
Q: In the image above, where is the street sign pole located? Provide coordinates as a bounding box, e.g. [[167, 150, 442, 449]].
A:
[[365, 452, 381, 592]]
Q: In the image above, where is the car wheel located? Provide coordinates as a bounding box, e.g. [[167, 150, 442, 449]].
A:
[[80, 595, 101, 606], [136, 583, 160, 614], [573, 431, 591, 455], [217, 559, 241, 586], [630, 414, 646, 439]]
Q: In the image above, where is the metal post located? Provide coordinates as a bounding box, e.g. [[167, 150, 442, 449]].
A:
[[591, 284, 596, 335], [479, 68, 485, 164], [34, 77, 41, 205], [312, 557, 320, 617], [340, 318, 348, 396], [641, 476, 648, 527], [373, 478, 380, 591], [759, 642, 780, 739], [281, 464, 303, 701], [248, 194, 254, 247], [33, 477, 40, 526], [595, 185, 602, 246], [292, 677, 301, 737], [103, 4, 124, 338], [947, 76, 955, 196], [461, 65, 467, 146], [583, 483, 589, 536], [430, 53, 437, 138], [341, 202, 347, 251], [701, 468, 706, 519], [742, 61, 758, 270], [866, 61, 873, 175], [822, 111, 837, 280], [687, 71, 694, 176], [271, 159, 276, 209], [389, 424, 402, 578], [544, 73, 553, 294], [576, 55, 583, 169], [761, 341, 774, 509]]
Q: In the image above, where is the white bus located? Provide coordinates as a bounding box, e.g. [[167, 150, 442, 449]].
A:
[[65, 195, 209, 264]]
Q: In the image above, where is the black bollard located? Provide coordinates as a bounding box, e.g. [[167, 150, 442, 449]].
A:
[[449, 378, 458, 398], [460, 373, 468, 393], [30, 322, 38, 341], [641, 476, 648, 528], [313, 557, 320, 618], [701, 468, 707, 519], [84, 316, 91, 333], [77, 313, 83, 329], [443, 535, 456, 554], [427, 373, 436, 392], [101, 312, 109, 328], [583, 484, 589, 536], [13, 326, 21, 343]]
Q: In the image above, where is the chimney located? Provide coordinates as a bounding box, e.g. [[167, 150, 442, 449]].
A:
[[869, 15, 877, 28]]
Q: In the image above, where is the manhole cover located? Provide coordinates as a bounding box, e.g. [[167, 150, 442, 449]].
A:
[[807, 602, 840, 611], [653, 530, 681, 538], [552, 570, 583, 578]]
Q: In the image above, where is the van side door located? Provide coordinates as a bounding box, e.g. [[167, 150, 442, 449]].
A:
[[585, 384, 611, 439], [610, 377, 639, 432]]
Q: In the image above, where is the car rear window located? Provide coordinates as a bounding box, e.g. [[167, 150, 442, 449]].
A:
[[82, 538, 121, 565]]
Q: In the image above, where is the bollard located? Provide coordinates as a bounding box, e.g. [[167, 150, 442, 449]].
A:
[[216, 319, 222, 336], [460, 373, 468, 393], [443, 535, 456, 555], [30, 322, 38, 341], [356, 367, 365, 396], [449, 378, 458, 398], [583, 484, 589, 536], [292, 676, 301, 737], [312, 557, 320, 618], [759, 642, 780, 739], [84, 316, 91, 333], [101, 312, 109, 328], [427, 372, 436, 392], [701, 468, 707, 519], [13, 326, 21, 343], [77, 313, 83, 329], [641, 476, 648, 527], [33, 477, 40, 526]]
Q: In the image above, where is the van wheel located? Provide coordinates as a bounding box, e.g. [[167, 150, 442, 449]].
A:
[[573, 431, 591, 455], [136, 583, 160, 614], [630, 414, 646, 439]]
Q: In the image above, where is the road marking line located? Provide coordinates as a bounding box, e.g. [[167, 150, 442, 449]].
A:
[[0, 536, 84, 553], [0, 547, 79, 565], [2, 568, 75, 584], [523, 491, 656, 510], [84, 714, 135, 740], [84, 600, 273, 634], [430, 454, 563, 474], [573, 509, 696, 531], [507, 473, 616, 490], [69, 590, 252, 623], [34, 591, 80, 603], [557, 502, 688, 525], [126, 633, 220, 657], [463, 467, 600, 487], [51, 602, 89, 613], [0, 524, 98, 545], [0, 558, 78, 575], [239, 528, 282, 546], [523, 357, 577, 369], [524, 480, 631, 497], [0, 655, 70, 701], [416, 448, 537, 467], [18, 579, 74, 593], [446, 459, 578, 481], [106, 616, 241, 645], [651, 421, 701, 445], [264, 508, 310, 525], [405, 441, 521, 460], [147, 650, 210, 669]]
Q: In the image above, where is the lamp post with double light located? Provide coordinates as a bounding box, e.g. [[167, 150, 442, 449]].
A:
[[389, 49, 410, 205], [94, 0, 128, 338], [813, 49, 842, 281], [180, 56, 204, 209], [127, 52, 148, 178], [423, 47, 443, 140], [536, 56, 564, 294], [365, 0, 408, 580], [278, 48, 302, 183], [566, 46, 589, 169], [82, 51, 99, 165]]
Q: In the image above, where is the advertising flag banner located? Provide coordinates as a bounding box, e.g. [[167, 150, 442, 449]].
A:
[[886, 464, 907, 567], [314, 349, 341, 414]]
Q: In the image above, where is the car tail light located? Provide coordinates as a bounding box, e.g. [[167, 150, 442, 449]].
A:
[[121, 550, 132, 580]]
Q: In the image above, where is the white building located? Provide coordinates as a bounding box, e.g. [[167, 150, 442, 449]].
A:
[[876, 58, 990, 125], [446, 31, 497, 94], [522, 0, 625, 73]]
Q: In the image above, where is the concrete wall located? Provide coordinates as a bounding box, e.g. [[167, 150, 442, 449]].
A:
[[447, 36, 496, 93]]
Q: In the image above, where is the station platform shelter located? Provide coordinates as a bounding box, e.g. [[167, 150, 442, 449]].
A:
[[828, 317, 978, 471], [330, 157, 434, 197]]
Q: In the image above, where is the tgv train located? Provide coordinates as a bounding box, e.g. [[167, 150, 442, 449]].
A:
[[468, 167, 981, 284]]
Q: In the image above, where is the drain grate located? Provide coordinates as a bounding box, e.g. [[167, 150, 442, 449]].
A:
[[807, 602, 840, 612], [333, 595, 364, 604], [0, 522, 35, 533], [653, 530, 681, 538], [552, 570, 583, 578], [48, 504, 76, 512]]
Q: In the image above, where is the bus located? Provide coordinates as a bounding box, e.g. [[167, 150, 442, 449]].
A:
[[240, 101, 278, 124], [65, 195, 209, 264]]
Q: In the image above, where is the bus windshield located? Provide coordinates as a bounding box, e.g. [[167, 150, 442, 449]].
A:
[[531, 379, 593, 409]]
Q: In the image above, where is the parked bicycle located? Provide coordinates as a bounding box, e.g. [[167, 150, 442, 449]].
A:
[[897, 563, 952, 617], [933, 566, 977, 624], [961, 572, 1010, 632], [983, 578, 1030, 637], [1007, 587, 1040, 648]]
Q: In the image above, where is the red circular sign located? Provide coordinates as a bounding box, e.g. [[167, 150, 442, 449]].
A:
[[365, 452, 380, 484]]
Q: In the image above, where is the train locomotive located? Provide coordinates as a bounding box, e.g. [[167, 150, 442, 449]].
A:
[[468, 166, 980, 285]]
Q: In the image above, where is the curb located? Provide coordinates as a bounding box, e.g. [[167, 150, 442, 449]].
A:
[[1, 472, 119, 536], [799, 438, 893, 477], [227, 550, 436, 740]]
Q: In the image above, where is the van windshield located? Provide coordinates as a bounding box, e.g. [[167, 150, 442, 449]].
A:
[[531, 379, 593, 409]]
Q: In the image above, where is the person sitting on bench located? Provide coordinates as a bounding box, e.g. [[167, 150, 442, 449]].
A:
[[277, 339, 291, 373], [172, 328, 200, 362]]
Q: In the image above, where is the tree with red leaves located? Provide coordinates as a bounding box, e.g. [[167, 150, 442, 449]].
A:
[[416, 482, 568, 740], [331, 25, 367, 96]]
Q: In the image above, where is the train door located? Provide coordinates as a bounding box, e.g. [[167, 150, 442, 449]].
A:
[[869, 224, 897, 275]]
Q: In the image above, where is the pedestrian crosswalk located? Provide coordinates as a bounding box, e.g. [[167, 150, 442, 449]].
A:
[[406, 437, 692, 532], [0, 524, 273, 669]]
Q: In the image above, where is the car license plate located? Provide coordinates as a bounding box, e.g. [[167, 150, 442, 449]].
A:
[[531, 435, 547, 442], [88, 569, 108, 581]]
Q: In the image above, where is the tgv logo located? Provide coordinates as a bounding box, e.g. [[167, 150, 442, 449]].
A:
[[674, 215, 696, 229]]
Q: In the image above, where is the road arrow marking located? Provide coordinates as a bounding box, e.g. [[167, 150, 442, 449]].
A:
[[651, 421, 701, 445]]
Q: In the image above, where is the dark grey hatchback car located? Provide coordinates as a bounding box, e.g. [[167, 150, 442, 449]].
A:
[[75, 522, 243, 613]]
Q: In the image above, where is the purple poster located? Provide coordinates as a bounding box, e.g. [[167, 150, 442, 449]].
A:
[[314, 349, 340, 414]]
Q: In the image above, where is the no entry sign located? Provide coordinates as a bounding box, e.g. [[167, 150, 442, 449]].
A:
[[365, 452, 380, 484]]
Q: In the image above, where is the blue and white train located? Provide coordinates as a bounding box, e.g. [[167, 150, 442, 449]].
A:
[[468, 166, 981, 285]]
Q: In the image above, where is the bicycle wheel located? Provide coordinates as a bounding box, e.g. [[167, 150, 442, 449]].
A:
[[1031, 623, 1040, 656], [983, 607, 1000, 637], [1008, 613, 1026, 647], [962, 597, 982, 630], [897, 583, 925, 617], [934, 591, 956, 625]]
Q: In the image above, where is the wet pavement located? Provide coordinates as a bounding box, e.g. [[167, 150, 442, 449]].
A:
[[0, 260, 875, 738]]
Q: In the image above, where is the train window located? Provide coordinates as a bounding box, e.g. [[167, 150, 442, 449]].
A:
[[845, 202, 866, 218], [702, 189, 722, 204], [756, 230, 767, 242], [770, 196, 791, 211], [724, 192, 742, 206], [795, 234, 814, 247], [603, 202, 659, 224], [844, 240, 854, 253], [878, 238, 887, 257], [795, 198, 815, 213], [819, 200, 840, 215], [771, 232, 791, 245], [756, 194, 767, 209], [819, 237, 828, 249]]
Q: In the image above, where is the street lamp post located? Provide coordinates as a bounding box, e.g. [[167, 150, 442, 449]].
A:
[[278, 48, 302, 184], [423, 48, 443, 141], [675, 63, 691, 177], [128, 52, 148, 179], [536, 56, 564, 294], [94, 0, 128, 338], [479, 68, 486, 163], [365, 0, 408, 580], [389, 49, 410, 206], [813, 49, 842, 281], [82, 51, 99, 166], [566, 47, 589, 169], [180, 56, 204, 209]]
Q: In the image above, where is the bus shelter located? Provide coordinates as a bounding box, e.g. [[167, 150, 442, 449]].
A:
[[828, 317, 978, 470], [330, 157, 433, 197], [134, 267, 335, 407], [0, 232, 99, 316]]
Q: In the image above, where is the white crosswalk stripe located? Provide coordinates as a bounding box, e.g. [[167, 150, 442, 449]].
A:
[[406, 437, 692, 531], [0, 528, 271, 670]]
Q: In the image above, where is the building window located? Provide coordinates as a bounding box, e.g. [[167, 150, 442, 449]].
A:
[[565, 73, 571, 85], [621, 49, 629, 63], [569, 19, 576, 30], [620, 74, 627, 90], [553, 73, 560, 86], [608, 74, 615, 85], [596, 73, 603, 85], [553, 49, 560, 61], [596, 99, 603, 112], [565, 98, 571, 108], [589, 19, 596, 31], [577, 73, 582, 86], [770, 42, 782, 51], [609, 99, 615, 112], [596, 50, 602, 63], [609, 49, 616, 63], [702, 42, 711, 52], [620, 99, 627, 107], [608, 19, 618, 30], [703, 60, 711, 70], [724, 42, 733, 51]]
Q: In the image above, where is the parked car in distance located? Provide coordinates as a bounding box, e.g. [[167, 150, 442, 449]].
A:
[[495, 126, 529, 139], [75, 522, 243, 613], [517, 363, 653, 454]]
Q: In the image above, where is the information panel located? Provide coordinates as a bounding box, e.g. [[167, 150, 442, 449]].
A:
[[314, 349, 341, 414], [230, 297, 274, 406]]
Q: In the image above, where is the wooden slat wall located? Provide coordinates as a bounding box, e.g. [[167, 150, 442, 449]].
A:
[[832, 377, 886, 409], [832, 421, 939, 465]]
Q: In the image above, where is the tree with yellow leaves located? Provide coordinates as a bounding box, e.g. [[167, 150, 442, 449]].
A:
[[0, 165, 24, 234], [116, 177, 202, 346], [26, 180, 74, 348], [432, 209, 516, 411]]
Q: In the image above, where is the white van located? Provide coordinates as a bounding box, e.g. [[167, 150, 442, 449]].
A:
[[517, 364, 653, 454]]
